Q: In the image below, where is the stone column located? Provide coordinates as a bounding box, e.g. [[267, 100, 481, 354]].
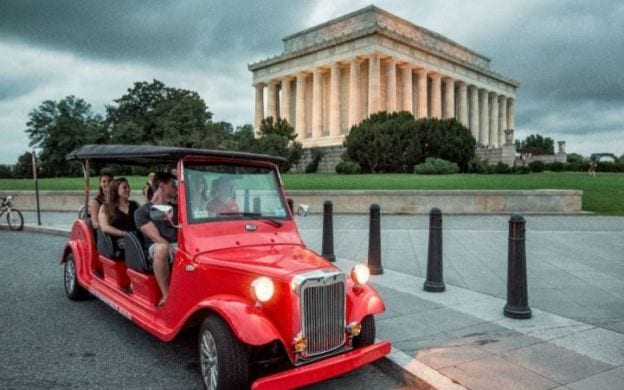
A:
[[498, 95, 507, 147], [348, 59, 361, 127], [507, 98, 516, 131], [468, 85, 479, 140], [267, 82, 278, 120], [416, 69, 428, 118], [368, 54, 381, 115], [312, 68, 323, 139], [458, 82, 468, 126], [443, 78, 455, 119], [280, 77, 292, 125], [254, 83, 264, 131], [295, 73, 306, 138], [489, 92, 499, 147], [329, 63, 341, 136], [385, 58, 397, 112], [479, 89, 489, 145], [430, 74, 442, 118], [401, 65, 413, 113]]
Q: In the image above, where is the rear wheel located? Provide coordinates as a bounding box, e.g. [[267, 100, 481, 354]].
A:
[[353, 315, 376, 348], [64, 254, 89, 300], [198, 315, 248, 390], [7, 209, 23, 231]]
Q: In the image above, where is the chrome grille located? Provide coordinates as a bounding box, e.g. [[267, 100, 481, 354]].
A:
[[300, 272, 345, 357]]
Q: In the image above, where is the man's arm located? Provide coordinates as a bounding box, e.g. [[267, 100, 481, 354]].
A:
[[139, 221, 168, 245]]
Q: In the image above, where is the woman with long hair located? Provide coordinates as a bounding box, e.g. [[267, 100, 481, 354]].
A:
[[89, 173, 113, 229], [99, 178, 139, 239]]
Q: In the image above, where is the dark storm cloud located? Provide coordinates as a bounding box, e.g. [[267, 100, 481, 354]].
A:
[[0, 0, 313, 66], [475, 0, 624, 105]]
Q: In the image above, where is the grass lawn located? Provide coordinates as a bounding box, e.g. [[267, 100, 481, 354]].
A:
[[1, 172, 623, 215]]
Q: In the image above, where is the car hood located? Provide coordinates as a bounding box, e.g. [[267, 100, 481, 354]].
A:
[[194, 244, 338, 280]]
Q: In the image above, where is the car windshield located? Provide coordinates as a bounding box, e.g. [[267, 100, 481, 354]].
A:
[[184, 163, 289, 224]]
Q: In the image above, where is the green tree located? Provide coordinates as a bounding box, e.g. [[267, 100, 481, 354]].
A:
[[0, 165, 13, 178], [106, 80, 213, 146], [255, 117, 302, 172], [343, 111, 420, 173], [416, 118, 475, 172], [13, 151, 34, 178], [515, 133, 555, 155], [26, 96, 106, 176]]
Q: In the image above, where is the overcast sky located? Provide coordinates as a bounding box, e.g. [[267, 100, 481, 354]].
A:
[[1, 0, 623, 164]]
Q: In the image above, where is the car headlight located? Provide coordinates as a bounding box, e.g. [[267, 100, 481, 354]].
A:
[[251, 276, 275, 303], [351, 264, 370, 285]]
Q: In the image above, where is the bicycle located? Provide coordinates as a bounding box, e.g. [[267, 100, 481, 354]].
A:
[[1, 195, 24, 231]]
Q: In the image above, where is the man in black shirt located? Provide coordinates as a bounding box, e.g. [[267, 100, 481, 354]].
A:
[[134, 172, 178, 307]]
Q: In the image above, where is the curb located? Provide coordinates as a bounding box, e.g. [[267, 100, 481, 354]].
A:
[[375, 344, 467, 390], [0, 224, 70, 237]]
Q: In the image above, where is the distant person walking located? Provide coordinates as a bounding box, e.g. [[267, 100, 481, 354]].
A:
[[589, 159, 598, 177]]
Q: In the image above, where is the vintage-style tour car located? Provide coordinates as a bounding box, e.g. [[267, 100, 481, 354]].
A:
[[62, 144, 390, 389]]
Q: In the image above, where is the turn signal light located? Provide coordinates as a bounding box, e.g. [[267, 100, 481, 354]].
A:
[[293, 335, 307, 353], [347, 322, 361, 336]]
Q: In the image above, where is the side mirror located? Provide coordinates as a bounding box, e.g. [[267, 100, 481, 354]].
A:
[[150, 205, 174, 221]]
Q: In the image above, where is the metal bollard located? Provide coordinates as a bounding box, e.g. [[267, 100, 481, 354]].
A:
[[368, 204, 383, 275], [321, 200, 335, 262], [504, 214, 532, 319], [287, 198, 294, 215], [423, 208, 445, 292]]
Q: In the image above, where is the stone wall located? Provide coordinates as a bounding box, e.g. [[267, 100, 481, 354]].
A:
[[293, 146, 345, 173]]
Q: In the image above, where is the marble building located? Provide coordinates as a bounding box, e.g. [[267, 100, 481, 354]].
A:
[[249, 6, 519, 166]]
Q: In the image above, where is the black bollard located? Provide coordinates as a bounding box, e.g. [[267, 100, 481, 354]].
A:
[[321, 200, 336, 262], [287, 198, 294, 215], [504, 214, 532, 319], [423, 208, 445, 292], [368, 204, 383, 275]]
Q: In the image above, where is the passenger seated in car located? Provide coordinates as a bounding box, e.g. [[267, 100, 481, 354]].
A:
[[98, 178, 139, 252], [134, 172, 178, 307], [89, 173, 113, 229], [189, 174, 209, 219], [207, 175, 239, 217]]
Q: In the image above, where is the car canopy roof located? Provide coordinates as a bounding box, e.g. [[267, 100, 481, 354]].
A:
[[66, 144, 286, 165]]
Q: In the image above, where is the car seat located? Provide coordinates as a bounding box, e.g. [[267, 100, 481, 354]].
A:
[[124, 232, 152, 273], [96, 228, 123, 260]]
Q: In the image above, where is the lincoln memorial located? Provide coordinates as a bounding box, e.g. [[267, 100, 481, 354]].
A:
[[249, 5, 519, 165]]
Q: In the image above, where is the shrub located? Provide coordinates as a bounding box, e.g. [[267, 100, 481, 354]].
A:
[[304, 148, 325, 173], [528, 160, 545, 173], [343, 111, 420, 173], [549, 161, 566, 172], [494, 162, 512, 174], [566, 161, 589, 172], [513, 166, 531, 174], [414, 158, 459, 174], [567, 153, 585, 164], [335, 160, 361, 174], [415, 118, 475, 172]]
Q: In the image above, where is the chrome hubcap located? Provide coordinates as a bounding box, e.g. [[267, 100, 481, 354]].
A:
[[65, 259, 75, 292], [200, 330, 218, 390]]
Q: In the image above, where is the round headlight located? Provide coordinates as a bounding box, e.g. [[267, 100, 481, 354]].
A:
[[251, 276, 275, 303], [351, 264, 370, 285]]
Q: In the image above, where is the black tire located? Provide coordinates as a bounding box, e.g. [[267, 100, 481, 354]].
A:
[[7, 209, 23, 231], [64, 254, 89, 300], [198, 315, 249, 390], [353, 315, 376, 348]]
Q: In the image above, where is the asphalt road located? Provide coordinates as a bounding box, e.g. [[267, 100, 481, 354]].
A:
[[0, 230, 405, 389]]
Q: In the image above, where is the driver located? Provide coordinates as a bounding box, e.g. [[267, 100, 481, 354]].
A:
[[134, 172, 177, 307], [207, 175, 239, 217]]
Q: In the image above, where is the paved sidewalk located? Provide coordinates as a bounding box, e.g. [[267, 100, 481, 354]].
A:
[[10, 211, 624, 389]]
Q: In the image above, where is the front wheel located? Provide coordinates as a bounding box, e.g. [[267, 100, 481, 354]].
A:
[[353, 315, 376, 348], [198, 316, 248, 390], [64, 254, 89, 300], [7, 209, 23, 231]]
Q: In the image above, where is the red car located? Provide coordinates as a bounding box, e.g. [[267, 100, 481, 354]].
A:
[[62, 144, 390, 389]]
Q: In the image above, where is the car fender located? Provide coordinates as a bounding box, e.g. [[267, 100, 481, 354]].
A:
[[188, 294, 285, 347], [347, 284, 386, 323]]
